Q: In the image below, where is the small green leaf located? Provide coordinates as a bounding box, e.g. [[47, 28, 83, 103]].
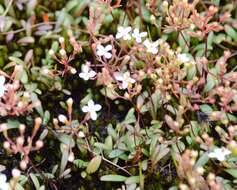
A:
[[225, 169, 237, 178], [30, 173, 40, 190], [125, 176, 140, 184], [108, 149, 124, 158], [194, 152, 209, 169], [100, 175, 127, 182], [224, 25, 237, 42], [86, 155, 102, 174], [73, 159, 88, 168]]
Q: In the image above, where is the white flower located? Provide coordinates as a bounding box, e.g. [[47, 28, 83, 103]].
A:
[[177, 53, 190, 63], [132, 28, 147, 43], [79, 64, 96, 81], [114, 71, 136, 89], [0, 76, 6, 98], [208, 147, 231, 161], [82, 100, 102, 120], [116, 26, 132, 40], [143, 39, 159, 54], [96, 44, 112, 59], [0, 173, 9, 190]]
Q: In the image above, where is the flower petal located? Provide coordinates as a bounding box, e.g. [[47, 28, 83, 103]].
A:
[[89, 70, 96, 78], [94, 104, 102, 111], [104, 52, 112, 59], [0, 76, 5, 86], [90, 111, 97, 120], [82, 106, 89, 113], [105, 45, 112, 51]]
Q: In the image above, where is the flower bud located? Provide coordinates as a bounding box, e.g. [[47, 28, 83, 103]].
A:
[[16, 137, 24, 146], [59, 37, 65, 43], [59, 49, 66, 56], [58, 114, 67, 123], [36, 140, 44, 149], [66, 98, 73, 107], [48, 49, 55, 56], [70, 67, 77, 74], [0, 124, 8, 131], [20, 160, 27, 170], [12, 168, 21, 178], [3, 141, 10, 149], [68, 152, 75, 162], [78, 131, 85, 138], [19, 124, 26, 133]]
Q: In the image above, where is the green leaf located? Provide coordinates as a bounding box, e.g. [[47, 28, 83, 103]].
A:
[[73, 159, 88, 168], [124, 108, 136, 124], [86, 155, 102, 174], [225, 169, 237, 178], [200, 104, 213, 115], [9, 56, 25, 65], [108, 149, 124, 158], [194, 152, 209, 169], [58, 134, 75, 147], [203, 75, 215, 92], [30, 173, 40, 190], [125, 176, 140, 184], [100, 175, 127, 182], [224, 25, 237, 42]]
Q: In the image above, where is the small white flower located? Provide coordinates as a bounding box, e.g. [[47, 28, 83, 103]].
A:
[[208, 147, 231, 161], [116, 26, 132, 40], [79, 64, 96, 81], [114, 71, 136, 89], [82, 100, 102, 120], [143, 39, 159, 54], [96, 44, 112, 59], [177, 53, 190, 63], [0, 173, 9, 190], [132, 28, 147, 43], [0, 76, 6, 98]]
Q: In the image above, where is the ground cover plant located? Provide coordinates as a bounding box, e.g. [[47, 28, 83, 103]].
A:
[[0, 0, 237, 189]]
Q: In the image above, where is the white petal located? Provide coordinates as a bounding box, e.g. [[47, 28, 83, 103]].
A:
[[114, 73, 124, 81], [116, 33, 123, 39], [88, 70, 96, 78], [96, 49, 105, 56], [133, 28, 139, 35], [82, 106, 89, 113], [81, 64, 89, 73], [104, 52, 112, 59], [105, 45, 112, 51], [217, 155, 226, 161], [121, 81, 128, 89], [79, 73, 89, 80], [1, 183, 9, 190], [140, 32, 147, 37], [208, 152, 216, 158], [90, 111, 97, 120], [143, 39, 150, 47], [129, 78, 136, 84], [135, 37, 142, 43], [96, 44, 104, 51], [117, 26, 123, 32], [151, 48, 158, 54], [0, 76, 5, 85], [125, 26, 132, 33], [88, 100, 95, 108], [94, 104, 102, 111], [0, 88, 5, 98], [0, 174, 7, 183]]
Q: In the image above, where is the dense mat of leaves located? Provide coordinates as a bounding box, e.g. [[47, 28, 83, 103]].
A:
[[0, 0, 237, 189]]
